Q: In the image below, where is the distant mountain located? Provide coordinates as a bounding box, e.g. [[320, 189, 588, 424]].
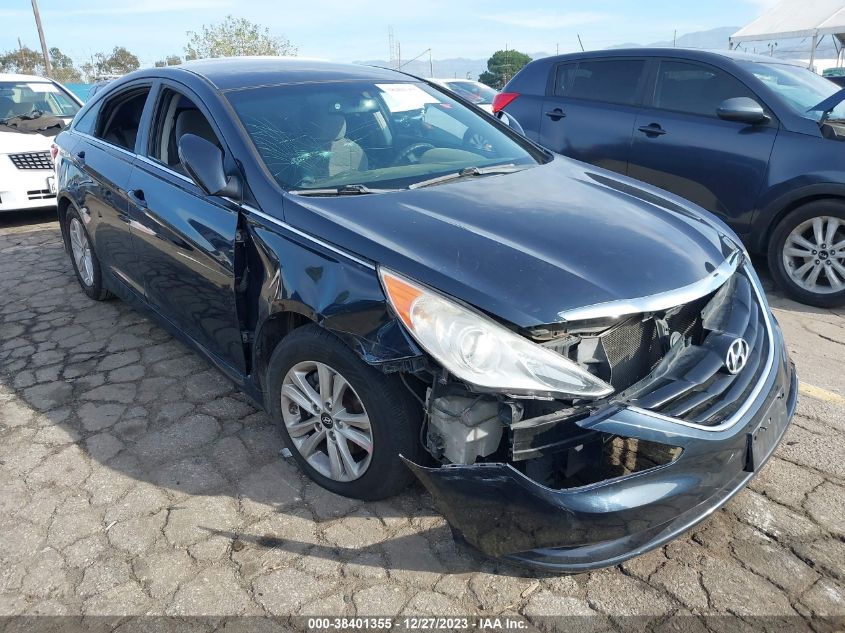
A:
[[607, 25, 839, 60], [353, 25, 838, 83], [607, 26, 738, 51]]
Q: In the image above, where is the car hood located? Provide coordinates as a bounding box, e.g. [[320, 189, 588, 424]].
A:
[[0, 128, 54, 153], [282, 157, 739, 328]]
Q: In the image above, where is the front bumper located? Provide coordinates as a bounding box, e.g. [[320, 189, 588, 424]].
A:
[[0, 156, 56, 211], [406, 321, 797, 572]]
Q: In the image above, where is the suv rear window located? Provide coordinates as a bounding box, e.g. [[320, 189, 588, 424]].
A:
[[555, 59, 645, 105]]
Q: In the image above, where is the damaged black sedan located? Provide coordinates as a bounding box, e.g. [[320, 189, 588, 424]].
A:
[[53, 58, 797, 572]]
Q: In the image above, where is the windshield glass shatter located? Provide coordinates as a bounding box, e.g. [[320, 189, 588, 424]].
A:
[[228, 80, 542, 192]]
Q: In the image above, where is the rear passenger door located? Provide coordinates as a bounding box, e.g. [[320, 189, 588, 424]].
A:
[[127, 81, 246, 373], [628, 59, 778, 233], [540, 57, 648, 173], [73, 83, 152, 296]]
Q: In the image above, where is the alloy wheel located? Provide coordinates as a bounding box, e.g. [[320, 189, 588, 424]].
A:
[[69, 217, 94, 287], [782, 216, 845, 295], [280, 360, 373, 482]]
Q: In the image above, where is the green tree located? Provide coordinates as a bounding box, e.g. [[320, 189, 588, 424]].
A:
[[0, 45, 81, 81], [82, 46, 140, 81], [155, 54, 183, 68], [0, 45, 43, 75], [185, 15, 296, 59], [50, 47, 81, 83], [478, 49, 532, 89]]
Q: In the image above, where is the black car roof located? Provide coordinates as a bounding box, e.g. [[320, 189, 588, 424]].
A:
[[537, 47, 805, 67], [158, 57, 412, 91]]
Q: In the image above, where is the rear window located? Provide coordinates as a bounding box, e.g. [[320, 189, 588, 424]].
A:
[[444, 81, 498, 105], [95, 88, 151, 152], [554, 59, 645, 106]]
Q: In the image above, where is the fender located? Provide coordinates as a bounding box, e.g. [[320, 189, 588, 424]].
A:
[[245, 213, 424, 382], [750, 181, 845, 253]]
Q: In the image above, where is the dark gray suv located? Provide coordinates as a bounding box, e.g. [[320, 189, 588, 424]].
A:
[[496, 48, 845, 307]]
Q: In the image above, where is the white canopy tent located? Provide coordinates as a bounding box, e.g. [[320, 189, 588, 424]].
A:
[[730, 0, 845, 68]]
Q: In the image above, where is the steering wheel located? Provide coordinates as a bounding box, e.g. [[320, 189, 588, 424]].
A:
[[23, 109, 44, 120], [394, 142, 435, 165]]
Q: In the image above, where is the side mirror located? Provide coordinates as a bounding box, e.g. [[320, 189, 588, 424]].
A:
[[177, 133, 241, 198], [717, 97, 769, 125], [495, 110, 526, 136]]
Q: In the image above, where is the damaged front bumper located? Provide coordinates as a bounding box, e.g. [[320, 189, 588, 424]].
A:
[[405, 322, 797, 572]]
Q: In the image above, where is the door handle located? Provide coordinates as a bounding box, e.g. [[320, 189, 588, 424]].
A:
[[638, 123, 667, 137], [545, 108, 566, 120], [128, 189, 147, 208]]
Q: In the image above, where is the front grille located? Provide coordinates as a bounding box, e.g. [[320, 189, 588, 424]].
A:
[[597, 295, 708, 391], [27, 189, 56, 200], [8, 151, 53, 170], [554, 267, 770, 427], [623, 269, 769, 426]]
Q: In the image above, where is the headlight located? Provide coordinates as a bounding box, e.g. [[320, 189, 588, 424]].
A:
[[379, 268, 614, 399]]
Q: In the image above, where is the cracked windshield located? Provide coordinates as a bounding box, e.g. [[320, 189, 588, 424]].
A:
[[227, 80, 539, 191]]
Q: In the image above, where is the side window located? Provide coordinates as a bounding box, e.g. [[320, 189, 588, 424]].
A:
[[72, 101, 101, 135], [553, 63, 577, 96], [653, 61, 755, 118], [148, 88, 221, 172], [95, 88, 151, 152], [562, 60, 646, 105]]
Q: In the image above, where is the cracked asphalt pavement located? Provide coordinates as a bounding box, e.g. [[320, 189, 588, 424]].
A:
[[0, 210, 843, 627]]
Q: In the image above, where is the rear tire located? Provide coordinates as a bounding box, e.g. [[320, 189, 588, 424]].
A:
[[265, 324, 423, 501], [768, 200, 845, 308], [65, 206, 111, 301]]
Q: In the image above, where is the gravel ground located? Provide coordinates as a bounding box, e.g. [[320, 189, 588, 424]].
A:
[[0, 209, 843, 630]]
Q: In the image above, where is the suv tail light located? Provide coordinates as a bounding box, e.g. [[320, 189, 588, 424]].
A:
[[50, 143, 59, 161], [492, 92, 519, 114]]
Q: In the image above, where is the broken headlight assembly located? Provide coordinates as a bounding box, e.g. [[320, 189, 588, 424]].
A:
[[379, 268, 614, 400]]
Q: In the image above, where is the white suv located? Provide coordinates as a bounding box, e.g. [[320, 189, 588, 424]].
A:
[[1, 73, 82, 212]]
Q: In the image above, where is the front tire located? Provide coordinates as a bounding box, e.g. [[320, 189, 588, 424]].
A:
[[65, 207, 111, 301], [768, 200, 845, 307], [265, 324, 423, 500]]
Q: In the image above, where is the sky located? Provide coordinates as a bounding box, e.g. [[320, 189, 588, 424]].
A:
[[0, 0, 782, 69]]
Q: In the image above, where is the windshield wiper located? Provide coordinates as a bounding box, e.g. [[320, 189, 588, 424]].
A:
[[408, 164, 526, 190], [289, 184, 398, 196]]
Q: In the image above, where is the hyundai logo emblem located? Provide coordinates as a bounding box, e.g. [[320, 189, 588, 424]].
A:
[[725, 338, 750, 375]]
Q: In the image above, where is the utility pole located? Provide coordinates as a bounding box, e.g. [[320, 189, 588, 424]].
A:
[[30, 0, 52, 77], [809, 33, 818, 70]]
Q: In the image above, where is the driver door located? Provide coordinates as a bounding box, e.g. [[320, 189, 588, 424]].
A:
[[126, 81, 247, 373], [627, 59, 779, 232]]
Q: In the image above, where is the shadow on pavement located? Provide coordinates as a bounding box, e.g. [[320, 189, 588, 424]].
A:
[[0, 219, 540, 580]]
